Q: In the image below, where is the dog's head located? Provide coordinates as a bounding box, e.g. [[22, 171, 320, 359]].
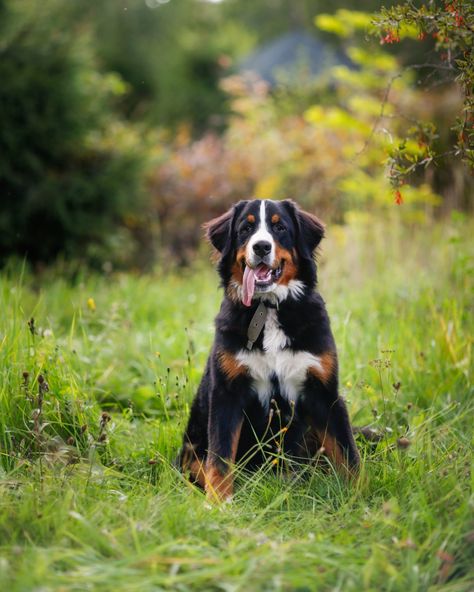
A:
[[204, 199, 325, 306]]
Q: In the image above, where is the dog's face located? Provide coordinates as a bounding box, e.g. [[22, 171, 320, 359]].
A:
[[205, 199, 325, 305]]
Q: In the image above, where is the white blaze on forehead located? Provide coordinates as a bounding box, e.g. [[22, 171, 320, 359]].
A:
[[246, 200, 275, 265]]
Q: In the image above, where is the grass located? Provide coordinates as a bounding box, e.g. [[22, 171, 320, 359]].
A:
[[0, 216, 472, 591]]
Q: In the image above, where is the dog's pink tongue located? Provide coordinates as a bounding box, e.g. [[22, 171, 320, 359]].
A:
[[242, 265, 256, 307]]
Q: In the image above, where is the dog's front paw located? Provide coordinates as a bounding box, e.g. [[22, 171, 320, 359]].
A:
[[204, 462, 234, 503]]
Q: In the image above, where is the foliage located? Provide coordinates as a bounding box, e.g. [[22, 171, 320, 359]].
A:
[[85, 0, 252, 131], [85, 0, 395, 130], [0, 0, 149, 267], [148, 38, 444, 261], [0, 218, 472, 589], [0, 1, 472, 267], [314, 5, 474, 209], [371, 1, 474, 189]]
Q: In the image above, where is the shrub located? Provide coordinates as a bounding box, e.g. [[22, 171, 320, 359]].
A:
[[373, 1, 474, 180], [0, 0, 149, 267], [318, 6, 474, 210], [148, 46, 443, 262]]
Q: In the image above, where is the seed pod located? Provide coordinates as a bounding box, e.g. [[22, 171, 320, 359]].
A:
[[397, 437, 411, 449]]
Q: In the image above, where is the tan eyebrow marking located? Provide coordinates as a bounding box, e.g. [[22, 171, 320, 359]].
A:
[[271, 214, 280, 224], [247, 214, 255, 223]]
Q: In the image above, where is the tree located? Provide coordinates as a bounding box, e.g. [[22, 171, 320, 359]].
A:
[[0, 0, 148, 266], [372, 1, 474, 200]]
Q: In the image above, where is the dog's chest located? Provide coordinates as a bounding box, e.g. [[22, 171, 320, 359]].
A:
[[236, 309, 321, 407]]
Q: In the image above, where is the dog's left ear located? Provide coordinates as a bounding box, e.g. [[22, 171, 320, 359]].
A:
[[283, 199, 325, 257], [203, 200, 250, 254]]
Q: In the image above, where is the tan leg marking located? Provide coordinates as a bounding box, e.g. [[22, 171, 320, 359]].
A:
[[205, 419, 243, 502], [205, 464, 234, 500], [231, 419, 243, 460], [181, 443, 207, 488], [189, 459, 206, 488], [314, 428, 354, 478]]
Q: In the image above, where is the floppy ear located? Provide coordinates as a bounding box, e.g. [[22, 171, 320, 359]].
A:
[[203, 209, 234, 253], [203, 200, 250, 254], [283, 199, 325, 258]]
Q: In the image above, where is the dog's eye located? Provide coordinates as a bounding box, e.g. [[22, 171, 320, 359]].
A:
[[274, 223, 286, 233], [240, 224, 253, 235]]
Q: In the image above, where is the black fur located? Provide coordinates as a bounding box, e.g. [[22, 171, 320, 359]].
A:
[[179, 199, 359, 499]]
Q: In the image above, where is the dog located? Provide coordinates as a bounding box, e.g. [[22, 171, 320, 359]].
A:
[[179, 199, 359, 500]]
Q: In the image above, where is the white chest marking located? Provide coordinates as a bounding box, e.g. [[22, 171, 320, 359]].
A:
[[235, 309, 323, 407]]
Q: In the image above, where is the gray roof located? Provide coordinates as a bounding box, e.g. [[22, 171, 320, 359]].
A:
[[239, 31, 351, 86]]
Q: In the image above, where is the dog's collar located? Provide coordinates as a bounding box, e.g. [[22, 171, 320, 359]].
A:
[[255, 292, 279, 309], [246, 300, 277, 350], [246, 302, 267, 350]]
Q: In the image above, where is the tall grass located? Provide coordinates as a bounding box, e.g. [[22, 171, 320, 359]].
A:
[[0, 216, 472, 591]]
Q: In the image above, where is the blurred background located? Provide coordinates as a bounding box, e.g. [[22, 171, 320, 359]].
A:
[[1, 0, 472, 270]]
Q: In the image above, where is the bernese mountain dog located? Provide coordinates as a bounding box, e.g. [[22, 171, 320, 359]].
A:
[[179, 199, 359, 500]]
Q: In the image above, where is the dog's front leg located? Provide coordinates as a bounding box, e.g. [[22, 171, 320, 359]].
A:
[[304, 371, 360, 476], [205, 389, 244, 502], [311, 395, 360, 476]]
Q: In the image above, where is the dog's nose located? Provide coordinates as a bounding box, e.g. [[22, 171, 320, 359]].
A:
[[253, 241, 272, 257]]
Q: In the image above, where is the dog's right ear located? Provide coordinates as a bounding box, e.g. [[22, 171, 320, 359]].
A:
[[203, 208, 234, 253], [203, 201, 249, 253]]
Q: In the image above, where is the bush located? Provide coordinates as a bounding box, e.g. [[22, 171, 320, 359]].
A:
[[148, 40, 443, 262], [320, 5, 474, 210], [0, 0, 149, 267], [373, 1, 474, 179]]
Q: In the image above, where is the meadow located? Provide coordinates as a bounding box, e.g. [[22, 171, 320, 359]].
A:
[[0, 215, 472, 591]]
